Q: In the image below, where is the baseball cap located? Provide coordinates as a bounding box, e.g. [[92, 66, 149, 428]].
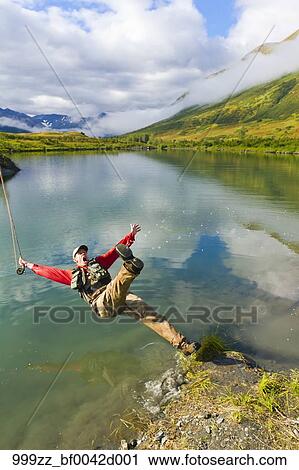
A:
[[72, 244, 88, 259]]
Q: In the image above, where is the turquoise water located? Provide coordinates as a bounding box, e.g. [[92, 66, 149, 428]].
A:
[[0, 150, 299, 449]]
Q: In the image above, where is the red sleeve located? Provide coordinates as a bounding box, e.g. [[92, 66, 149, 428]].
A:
[[31, 264, 72, 286], [95, 231, 136, 269]]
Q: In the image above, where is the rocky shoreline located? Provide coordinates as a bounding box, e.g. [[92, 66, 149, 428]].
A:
[[118, 338, 299, 450], [0, 154, 20, 177]]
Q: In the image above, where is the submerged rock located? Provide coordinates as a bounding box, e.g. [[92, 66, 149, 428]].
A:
[[141, 368, 186, 415], [0, 154, 20, 177]]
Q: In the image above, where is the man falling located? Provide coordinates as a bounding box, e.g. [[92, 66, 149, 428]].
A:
[[19, 224, 199, 355]]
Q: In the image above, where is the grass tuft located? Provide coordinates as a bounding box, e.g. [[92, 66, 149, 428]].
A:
[[195, 335, 226, 362]]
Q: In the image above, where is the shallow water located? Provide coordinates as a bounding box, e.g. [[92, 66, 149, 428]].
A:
[[0, 150, 298, 449]]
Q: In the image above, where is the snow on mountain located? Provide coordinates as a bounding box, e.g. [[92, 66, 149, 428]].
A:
[[0, 109, 107, 133]]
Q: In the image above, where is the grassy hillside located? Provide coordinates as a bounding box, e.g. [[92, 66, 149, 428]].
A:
[[0, 131, 135, 153], [127, 72, 299, 153]]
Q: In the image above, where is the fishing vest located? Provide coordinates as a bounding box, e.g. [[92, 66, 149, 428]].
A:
[[71, 258, 112, 303]]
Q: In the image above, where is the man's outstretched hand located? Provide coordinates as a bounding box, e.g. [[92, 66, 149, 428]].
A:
[[130, 223, 141, 237], [19, 256, 27, 267], [18, 256, 33, 270]]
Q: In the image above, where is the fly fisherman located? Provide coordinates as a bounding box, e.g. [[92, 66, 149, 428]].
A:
[[19, 224, 200, 355]]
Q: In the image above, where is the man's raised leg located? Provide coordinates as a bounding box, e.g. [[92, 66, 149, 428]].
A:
[[93, 262, 141, 317]]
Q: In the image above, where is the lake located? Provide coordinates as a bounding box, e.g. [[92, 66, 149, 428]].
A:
[[0, 150, 298, 449]]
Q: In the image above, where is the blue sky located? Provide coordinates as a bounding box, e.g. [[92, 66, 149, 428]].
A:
[[194, 0, 236, 37], [28, 1, 113, 14]]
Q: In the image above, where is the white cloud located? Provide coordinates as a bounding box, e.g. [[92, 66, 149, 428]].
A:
[[0, 0, 231, 116], [0, 0, 298, 135], [0, 117, 31, 131], [30, 94, 74, 111], [228, 0, 299, 52], [222, 227, 299, 301]]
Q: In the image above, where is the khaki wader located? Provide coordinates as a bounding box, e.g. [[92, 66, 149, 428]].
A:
[[91, 264, 185, 348]]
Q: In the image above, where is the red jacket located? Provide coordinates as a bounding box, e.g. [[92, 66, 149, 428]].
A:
[[31, 231, 136, 286]]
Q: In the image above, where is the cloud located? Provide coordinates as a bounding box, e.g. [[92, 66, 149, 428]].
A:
[[228, 0, 299, 52], [222, 226, 299, 301], [30, 94, 74, 112], [0, 1, 231, 115], [0, 0, 299, 135], [0, 117, 32, 131]]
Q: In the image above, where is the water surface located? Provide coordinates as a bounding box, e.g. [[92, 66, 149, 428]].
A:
[[0, 150, 298, 449]]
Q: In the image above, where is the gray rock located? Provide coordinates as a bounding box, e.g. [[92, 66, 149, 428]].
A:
[[155, 431, 165, 443], [0, 155, 20, 177], [176, 373, 185, 386], [120, 440, 128, 450], [142, 368, 185, 415], [160, 389, 180, 406]]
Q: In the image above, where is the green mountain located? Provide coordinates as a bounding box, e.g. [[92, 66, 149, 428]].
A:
[[129, 71, 299, 153]]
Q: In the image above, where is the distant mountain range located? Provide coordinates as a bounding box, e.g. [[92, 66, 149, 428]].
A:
[[0, 108, 106, 133]]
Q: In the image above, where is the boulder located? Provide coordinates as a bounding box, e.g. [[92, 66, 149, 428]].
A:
[[0, 154, 20, 177]]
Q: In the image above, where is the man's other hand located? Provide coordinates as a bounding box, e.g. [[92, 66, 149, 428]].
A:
[[130, 223, 141, 236]]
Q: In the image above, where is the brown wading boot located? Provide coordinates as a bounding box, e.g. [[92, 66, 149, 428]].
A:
[[116, 243, 134, 260], [124, 257, 144, 274], [116, 243, 144, 274], [177, 339, 201, 356]]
